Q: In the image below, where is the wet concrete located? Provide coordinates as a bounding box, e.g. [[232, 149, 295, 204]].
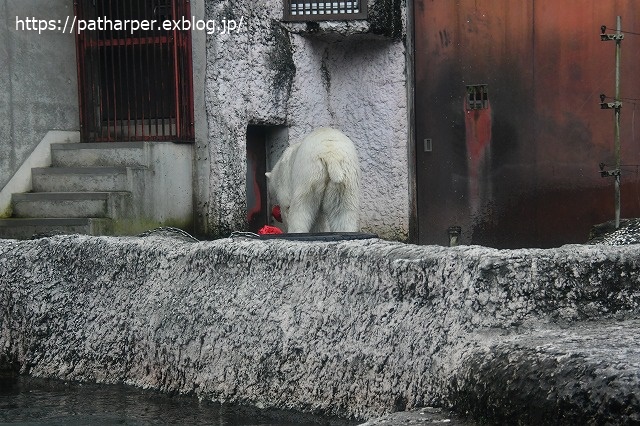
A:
[[1, 235, 639, 423]]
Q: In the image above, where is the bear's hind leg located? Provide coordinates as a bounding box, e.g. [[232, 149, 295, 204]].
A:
[[327, 209, 359, 232], [322, 182, 359, 232], [287, 191, 322, 233]]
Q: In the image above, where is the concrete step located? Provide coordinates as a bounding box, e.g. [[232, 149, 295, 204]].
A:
[[12, 192, 132, 219], [51, 142, 148, 168], [32, 167, 130, 192], [0, 218, 113, 240]]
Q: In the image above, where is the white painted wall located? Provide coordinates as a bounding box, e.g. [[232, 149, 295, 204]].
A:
[[0, 1, 79, 191]]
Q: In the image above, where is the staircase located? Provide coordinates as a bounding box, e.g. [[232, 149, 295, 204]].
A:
[[0, 141, 193, 240]]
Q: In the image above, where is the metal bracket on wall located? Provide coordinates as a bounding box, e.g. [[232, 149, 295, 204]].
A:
[[599, 94, 622, 110], [448, 226, 461, 247], [600, 25, 624, 41], [599, 163, 621, 179], [598, 17, 623, 229]]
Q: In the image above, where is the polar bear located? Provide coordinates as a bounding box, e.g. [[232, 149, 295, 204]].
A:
[[265, 127, 360, 233]]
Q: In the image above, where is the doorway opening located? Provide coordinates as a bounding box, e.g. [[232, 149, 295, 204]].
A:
[[246, 125, 289, 232]]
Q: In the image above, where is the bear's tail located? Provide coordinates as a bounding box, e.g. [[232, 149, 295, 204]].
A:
[[320, 148, 356, 184], [325, 159, 347, 184]]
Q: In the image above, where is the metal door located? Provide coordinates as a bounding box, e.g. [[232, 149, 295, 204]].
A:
[[414, 0, 640, 247], [74, 0, 194, 142], [246, 126, 268, 233]]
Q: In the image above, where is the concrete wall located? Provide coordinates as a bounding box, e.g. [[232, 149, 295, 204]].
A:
[[202, 0, 409, 239], [0, 0, 79, 190], [0, 1, 209, 232], [189, 0, 211, 237], [1, 235, 640, 423]]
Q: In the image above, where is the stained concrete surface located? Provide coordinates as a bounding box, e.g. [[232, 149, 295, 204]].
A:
[[1, 235, 639, 424]]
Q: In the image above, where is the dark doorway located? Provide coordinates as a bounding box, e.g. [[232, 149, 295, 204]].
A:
[[246, 125, 290, 233], [246, 126, 268, 233], [74, 0, 194, 142]]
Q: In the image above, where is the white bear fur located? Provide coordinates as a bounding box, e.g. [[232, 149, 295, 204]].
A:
[[265, 127, 360, 233]]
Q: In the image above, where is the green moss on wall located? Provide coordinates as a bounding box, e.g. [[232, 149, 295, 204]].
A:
[[267, 21, 296, 96], [368, 0, 403, 40]]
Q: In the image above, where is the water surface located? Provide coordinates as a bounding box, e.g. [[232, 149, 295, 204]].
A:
[[0, 377, 355, 426]]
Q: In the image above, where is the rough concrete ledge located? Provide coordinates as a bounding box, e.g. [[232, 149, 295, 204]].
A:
[[452, 321, 640, 425], [0, 235, 639, 423]]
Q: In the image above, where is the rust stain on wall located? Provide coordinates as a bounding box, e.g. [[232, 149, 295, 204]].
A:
[[464, 92, 492, 215]]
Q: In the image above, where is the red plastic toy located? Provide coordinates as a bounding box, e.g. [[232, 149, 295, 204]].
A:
[[258, 225, 283, 235]]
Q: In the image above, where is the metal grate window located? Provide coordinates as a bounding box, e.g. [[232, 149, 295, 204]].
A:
[[283, 1, 368, 22], [466, 84, 489, 110], [74, 0, 195, 143]]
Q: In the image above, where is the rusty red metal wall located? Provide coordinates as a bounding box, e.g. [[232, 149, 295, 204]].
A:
[[414, 0, 640, 247]]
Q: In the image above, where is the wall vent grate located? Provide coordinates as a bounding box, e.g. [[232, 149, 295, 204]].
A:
[[283, 1, 368, 21]]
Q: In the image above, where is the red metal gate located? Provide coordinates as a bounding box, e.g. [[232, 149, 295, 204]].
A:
[[74, 0, 194, 142], [414, 0, 640, 248]]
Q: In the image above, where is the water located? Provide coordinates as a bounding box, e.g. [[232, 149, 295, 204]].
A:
[[0, 377, 356, 426]]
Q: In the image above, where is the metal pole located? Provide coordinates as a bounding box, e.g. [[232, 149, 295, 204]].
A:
[[614, 15, 622, 229]]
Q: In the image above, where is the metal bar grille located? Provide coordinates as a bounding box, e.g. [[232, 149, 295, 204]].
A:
[[74, 0, 194, 142], [466, 84, 489, 110], [283, 1, 368, 21]]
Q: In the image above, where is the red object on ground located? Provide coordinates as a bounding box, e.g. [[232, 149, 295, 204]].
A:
[[272, 205, 282, 223], [258, 225, 283, 235]]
